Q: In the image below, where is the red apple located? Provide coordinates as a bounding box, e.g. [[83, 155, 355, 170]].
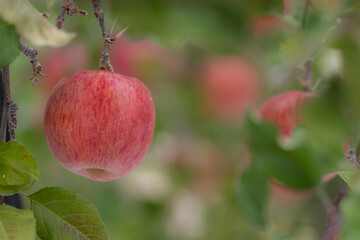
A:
[[44, 70, 156, 181], [110, 37, 182, 83], [199, 56, 261, 122], [258, 91, 314, 202], [259, 91, 315, 137], [31, 43, 89, 129], [283, 0, 293, 15], [271, 181, 312, 205], [251, 16, 284, 35]]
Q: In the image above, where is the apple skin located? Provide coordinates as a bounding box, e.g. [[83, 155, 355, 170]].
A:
[[44, 70, 156, 181], [259, 91, 315, 137], [199, 56, 261, 121]]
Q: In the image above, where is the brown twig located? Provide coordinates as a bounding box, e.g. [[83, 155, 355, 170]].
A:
[[320, 187, 348, 240], [0, 68, 8, 142], [303, 59, 313, 91], [298, 59, 314, 91], [91, 0, 114, 71], [56, 0, 88, 29], [19, 43, 46, 86], [1, 66, 18, 141]]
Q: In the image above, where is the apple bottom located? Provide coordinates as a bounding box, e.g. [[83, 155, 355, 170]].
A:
[[60, 160, 142, 182], [52, 143, 151, 182]]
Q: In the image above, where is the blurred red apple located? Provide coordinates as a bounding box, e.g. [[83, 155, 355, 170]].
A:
[[258, 91, 314, 202], [199, 56, 261, 122], [44, 70, 156, 181], [251, 16, 284, 35], [283, 0, 293, 15], [271, 181, 312, 205], [110, 37, 182, 82], [259, 91, 315, 137], [39, 42, 89, 95]]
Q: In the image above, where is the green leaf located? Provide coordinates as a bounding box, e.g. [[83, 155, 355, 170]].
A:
[[337, 36, 360, 144], [279, 34, 318, 66], [304, 80, 350, 162], [0, 204, 36, 240], [340, 192, 360, 240], [29, 187, 108, 240], [337, 170, 360, 195], [0, 17, 20, 67], [238, 165, 270, 229], [245, 114, 321, 189], [0, 141, 40, 196], [0, 0, 75, 47]]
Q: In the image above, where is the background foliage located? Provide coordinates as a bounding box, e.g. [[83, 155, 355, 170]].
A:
[[3, 0, 360, 239]]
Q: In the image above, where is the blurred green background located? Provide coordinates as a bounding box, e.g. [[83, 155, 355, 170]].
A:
[[8, 0, 358, 239]]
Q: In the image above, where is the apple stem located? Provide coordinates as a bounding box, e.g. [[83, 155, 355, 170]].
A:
[[0, 67, 18, 141], [19, 43, 47, 86], [91, 0, 114, 72], [320, 186, 348, 240], [56, 0, 88, 29]]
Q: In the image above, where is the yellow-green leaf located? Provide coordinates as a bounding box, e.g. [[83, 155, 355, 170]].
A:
[[0, 141, 40, 196], [0, 205, 36, 240], [0, 0, 75, 47], [29, 187, 108, 240]]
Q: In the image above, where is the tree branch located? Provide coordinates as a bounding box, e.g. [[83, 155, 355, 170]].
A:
[[320, 187, 348, 240], [298, 59, 313, 91], [91, 0, 114, 72], [19, 43, 46, 86], [2, 67, 18, 141], [0, 68, 22, 208], [0, 67, 8, 142], [303, 59, 313, 91], [56, 0, 88, 29]]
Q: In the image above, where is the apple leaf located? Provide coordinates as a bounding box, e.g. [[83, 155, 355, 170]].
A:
[[337, 36, 360, 144], [238, 165, 270, 229], [279, 34, 317, 66], [245, 114, 321, 189], [29, 187, 108, 240], [0, 17, 20, 67], [0, 0, 75, 47], [337, 170, 360, 195], [0, 204, 36, 240], [304, 80, 350, 166], [0, 141, 40, 196], [340, 191, 360, 240]]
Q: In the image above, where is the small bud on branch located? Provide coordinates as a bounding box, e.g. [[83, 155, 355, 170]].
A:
[[56, 0, 88, 29]]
